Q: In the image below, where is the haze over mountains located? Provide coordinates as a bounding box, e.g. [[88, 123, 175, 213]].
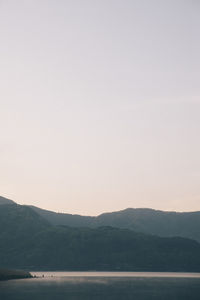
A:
[[0, 196, 200, 272]]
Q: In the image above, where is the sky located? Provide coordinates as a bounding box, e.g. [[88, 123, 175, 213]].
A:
[[0, 0, 200, 215]]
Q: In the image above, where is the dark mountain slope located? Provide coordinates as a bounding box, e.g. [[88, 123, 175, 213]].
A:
[[0, 196, 15, 205], [0, 204, 200, 272], [0, 204, 49, 236], [19, 226, 200, 272], [30, 206, 200, 242], [0, 204, 50, 267]]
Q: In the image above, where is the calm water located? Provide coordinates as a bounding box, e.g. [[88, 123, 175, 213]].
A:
[[1, 272, 200, 300], [32, 271, 200, 278]]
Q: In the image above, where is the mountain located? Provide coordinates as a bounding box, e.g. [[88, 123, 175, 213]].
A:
[[94, 208, 200, 242], [0, 196, 15, 205], [0, 203, 200, 272], [30, 206, 200, 242], [2, 196, 200, 243], [0, 204, 50, 267], [29, 205, 94, 227]]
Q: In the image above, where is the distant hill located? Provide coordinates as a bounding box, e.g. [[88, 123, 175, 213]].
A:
[[0, 204, 200, 272], [2, 196, 200, 243], [0, 196, 15, 205], [1, 195, 200, 267], [29, 206, 200, 242], [29, 205, 94, 227]]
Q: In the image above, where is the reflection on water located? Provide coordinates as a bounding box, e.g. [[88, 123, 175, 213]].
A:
[[31, 271, 200, 278], [0, 273, 200, 300]]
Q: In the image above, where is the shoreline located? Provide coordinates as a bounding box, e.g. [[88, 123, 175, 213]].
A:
[[0, 269, 32, 281]]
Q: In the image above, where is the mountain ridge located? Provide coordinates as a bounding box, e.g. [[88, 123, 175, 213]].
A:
[[1, 196, 200, 242], [30, 205, 200, 242], [0, 196, 16, 205], [0, 203, 200, 272]]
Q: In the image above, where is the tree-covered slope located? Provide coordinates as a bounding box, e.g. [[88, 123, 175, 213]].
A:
[[0, 204, 200, 272], [0, 204, 50, 268]]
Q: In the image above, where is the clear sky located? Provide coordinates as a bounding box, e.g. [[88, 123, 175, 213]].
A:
[[0, 0, 200, 215]]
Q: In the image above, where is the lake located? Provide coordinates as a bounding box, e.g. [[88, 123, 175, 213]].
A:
[[1, 272, 200, 300]]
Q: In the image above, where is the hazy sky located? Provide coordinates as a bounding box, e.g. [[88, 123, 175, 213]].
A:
[[0, 0, 200, 215]]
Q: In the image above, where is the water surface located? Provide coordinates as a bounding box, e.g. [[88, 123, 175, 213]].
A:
[[32, 271, 200, 278], [1, 272, 200, 300]]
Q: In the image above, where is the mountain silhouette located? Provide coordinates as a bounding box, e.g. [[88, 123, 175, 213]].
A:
[[29, 206, 200, 242], [0, 201, 200, 271], [1, 196, 200, 242]]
